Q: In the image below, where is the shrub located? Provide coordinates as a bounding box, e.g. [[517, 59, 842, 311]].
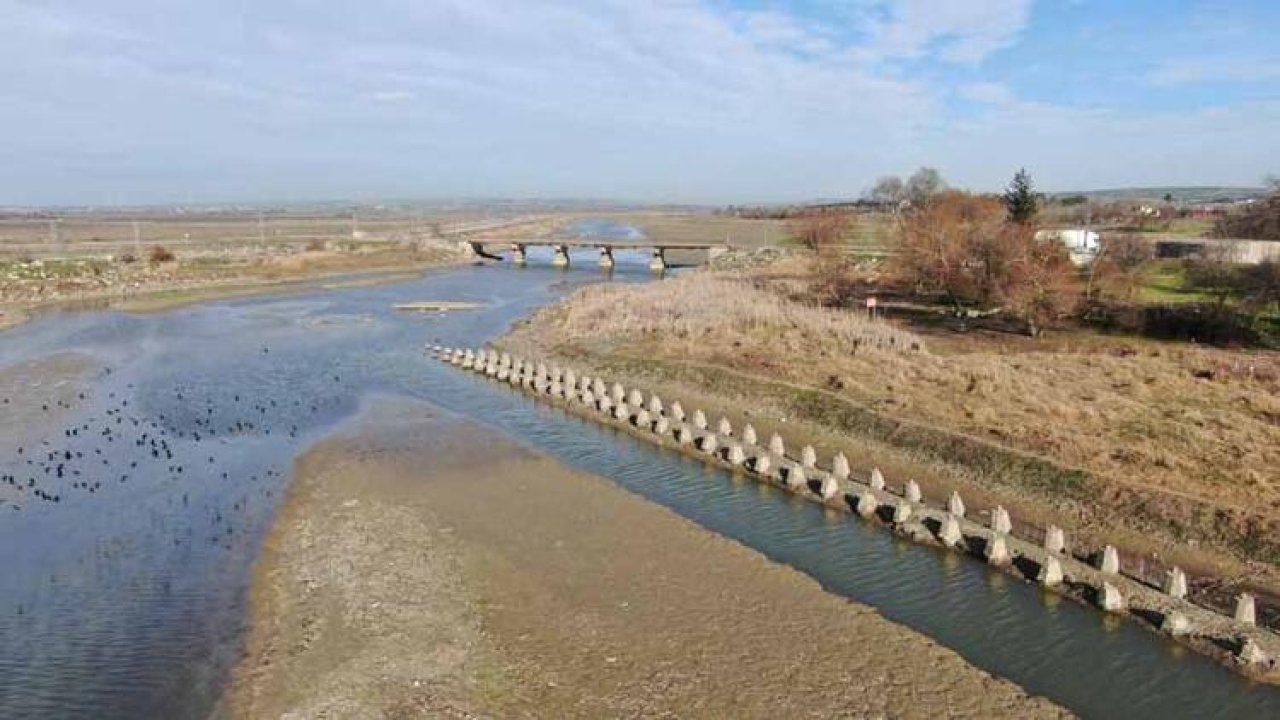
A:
[[148, 245, 175, 263]]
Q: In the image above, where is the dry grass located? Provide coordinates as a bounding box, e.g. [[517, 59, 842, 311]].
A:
[[538, 271, 923, 358], [523, 266, 1280, 523]]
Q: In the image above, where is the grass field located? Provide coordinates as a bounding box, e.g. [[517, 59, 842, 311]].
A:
[[504, 255, 1280, 590]]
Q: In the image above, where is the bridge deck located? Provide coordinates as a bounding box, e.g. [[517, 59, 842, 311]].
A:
[[470, 239, 725, 250]]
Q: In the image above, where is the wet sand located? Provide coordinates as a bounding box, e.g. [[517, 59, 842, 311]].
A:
[[228, 398, 1067, 718]]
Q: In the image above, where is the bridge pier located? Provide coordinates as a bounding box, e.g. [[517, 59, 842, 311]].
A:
[[510, 243, 527, 265], [552, 244, 571, 268], [597, 246, 615, 269], [648, 247, 667, 272]]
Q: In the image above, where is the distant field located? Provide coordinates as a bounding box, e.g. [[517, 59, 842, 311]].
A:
[[589, 212, 790, 249], [0, 211, 514, 259]]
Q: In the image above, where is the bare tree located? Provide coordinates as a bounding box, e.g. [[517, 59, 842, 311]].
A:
[[789, 211, 853, 252], [891, 191, 1079, 334]]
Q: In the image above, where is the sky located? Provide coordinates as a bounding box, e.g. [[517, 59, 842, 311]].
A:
[[1, 0, 1278, 206]]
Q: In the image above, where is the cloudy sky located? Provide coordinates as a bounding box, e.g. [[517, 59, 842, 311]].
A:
[[2, 0, 1277, 205]]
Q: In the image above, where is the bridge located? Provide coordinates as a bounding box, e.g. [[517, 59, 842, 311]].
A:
[[464, 239, 732, 271]]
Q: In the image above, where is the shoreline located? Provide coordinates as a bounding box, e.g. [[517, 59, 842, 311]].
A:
[[226, 397, 1066, 717], [448, 345, 1280, 684], [1, 252, 469, 333]]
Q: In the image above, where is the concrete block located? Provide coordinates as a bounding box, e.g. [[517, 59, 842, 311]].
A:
[[1164, 567, 1188, 600], [856, 490, 878, 518], [1236, 593, 1257, 626], [985, 533, 1010, 566], [800, 445, 817, 469], [1038, 556, 1063, 587], [727, 444, 747, 465], [992, 506, 1012, 535], [1162, 611, 1191, 636], [832, 453, 850, 481], [1098, 582, 1125, 612], [905, 480, 922, 504], [1045, 525, 1066, 555], [670, 402, 686, 423], [648, 395, 664, 415], [768, 433, 785, 457], [938, 514, 963, 547], [820, 475, 841, 500], [699, 433, 718, 455], [1099, 545, 1120, 575]]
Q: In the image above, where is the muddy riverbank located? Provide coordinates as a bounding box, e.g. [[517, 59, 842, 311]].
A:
[[228, 397, 1065, 718]]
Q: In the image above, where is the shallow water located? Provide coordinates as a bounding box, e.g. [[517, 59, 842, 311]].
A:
[[0, 257, 1278, 719]]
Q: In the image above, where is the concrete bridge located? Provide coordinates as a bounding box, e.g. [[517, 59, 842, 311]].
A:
[[465, 239, 732, 271]]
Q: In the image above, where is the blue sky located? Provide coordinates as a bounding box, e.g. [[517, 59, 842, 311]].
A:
[[1, 0, 1277, 206]]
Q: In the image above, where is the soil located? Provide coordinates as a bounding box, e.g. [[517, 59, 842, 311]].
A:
[[226, 398, 1067, 718]]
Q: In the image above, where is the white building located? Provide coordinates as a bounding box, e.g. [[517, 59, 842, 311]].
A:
[[1036, 228, 1100, 265]]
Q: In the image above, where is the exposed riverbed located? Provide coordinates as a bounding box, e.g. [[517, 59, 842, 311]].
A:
[[1, 258, 1279, 718]]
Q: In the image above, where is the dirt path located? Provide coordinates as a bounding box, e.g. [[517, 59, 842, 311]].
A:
[[227, 398, 1066, 718]]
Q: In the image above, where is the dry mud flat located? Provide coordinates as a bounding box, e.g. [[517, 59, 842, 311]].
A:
[[228, 399, 1065, 718]]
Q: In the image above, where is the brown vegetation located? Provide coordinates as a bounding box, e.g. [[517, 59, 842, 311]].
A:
[[890, 192, 1079, 334], [509, 261, 1280, 576], [1214, 190, 1280, 241]]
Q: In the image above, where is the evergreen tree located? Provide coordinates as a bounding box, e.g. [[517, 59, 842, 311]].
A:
[[1003, 168, 1038, 224]]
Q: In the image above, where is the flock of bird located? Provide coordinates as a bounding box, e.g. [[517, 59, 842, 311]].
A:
[[1, 348, 351, 520]]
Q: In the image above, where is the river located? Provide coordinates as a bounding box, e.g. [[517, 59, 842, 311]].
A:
[[0, 255, 1278, 718]]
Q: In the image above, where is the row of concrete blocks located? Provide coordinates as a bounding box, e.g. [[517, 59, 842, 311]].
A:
[[430, 344, 1273, 668]]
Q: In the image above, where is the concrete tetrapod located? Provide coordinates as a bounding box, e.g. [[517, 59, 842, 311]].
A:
[[699, 433, 719, 455], [633, 409, 652, 430], [670, 402, 686, 423], [1239, 639, 1270, 667], [647, 395, 663, 416], [869, 467, 885, 490], [1045, 525, 1066, 555], [1165, 568, 1188, 600], [985, 533, 1011, 566], [1098, 582, 1126, 613], [892, 500, 912, 525], [783, 465, 806, 492], [741, 424, 758, 447], [991, 506, 1013, 535], [726, 443, 747, 466], [832, 453, 850, 481], [1236, 593, 1257, 626], [820, 475, 841, 501], [614, 402, 631, 421], [627, 389, 644, 408], [1099, 545, 1120, 575], [768, 433, 785, 458], [1038, 556, 1064, 587], [753, 453, 773, 478], [654, 416, 671, 436], [675, 425, 694, 445], [856, 489, 878, 518], [905, 480, 922, 504], [611, 383, 626, 403], [947, 491, 966, 518], [801, 445, 817, 469], [692, 409, 708, 430], [717, 417, 733, 437], [1162, 611, 1192, 636], [938, 514, 964, 547]]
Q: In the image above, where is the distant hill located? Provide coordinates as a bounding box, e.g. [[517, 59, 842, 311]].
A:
[[1048, 186, 1267, 204]]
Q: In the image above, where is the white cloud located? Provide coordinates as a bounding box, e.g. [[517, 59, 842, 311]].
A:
[[862, 0, 1033, 64]]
